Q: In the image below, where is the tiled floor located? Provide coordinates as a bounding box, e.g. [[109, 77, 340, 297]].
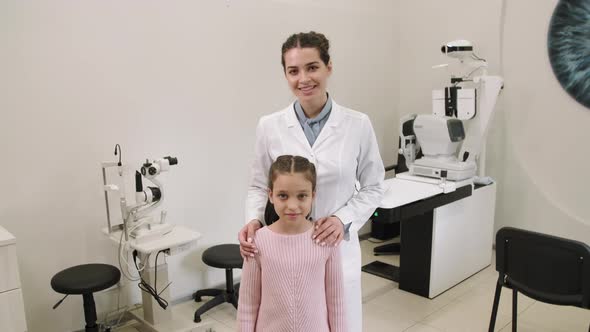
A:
[[118, 238, 590, 332]]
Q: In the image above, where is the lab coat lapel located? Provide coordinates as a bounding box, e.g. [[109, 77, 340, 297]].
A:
[[312, 101, 342, 150], [282, 103, 313, 151]]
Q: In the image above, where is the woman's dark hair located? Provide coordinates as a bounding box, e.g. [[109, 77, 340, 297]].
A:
[[268, 155, 317, 191], [281, 31, 330, 71]]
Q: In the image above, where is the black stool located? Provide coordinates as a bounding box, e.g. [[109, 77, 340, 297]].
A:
[[193, 244, 243, 323], [51, 264, 121, 332]]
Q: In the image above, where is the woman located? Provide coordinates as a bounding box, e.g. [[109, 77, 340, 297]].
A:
[[239, 31, 385, 331]]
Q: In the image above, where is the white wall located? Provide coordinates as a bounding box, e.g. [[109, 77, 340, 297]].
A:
[[397, 0, 590, 243], [0, 1, 399, 331], [494, 0, 590, 242]]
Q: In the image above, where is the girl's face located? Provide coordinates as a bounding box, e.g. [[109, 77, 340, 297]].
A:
[[283, 47, 332, 105], [269, 172, 315, 223]]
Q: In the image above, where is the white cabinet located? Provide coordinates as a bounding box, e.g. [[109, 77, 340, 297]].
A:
[[0, 226, 27, 332], [429, 183, 496, 297]]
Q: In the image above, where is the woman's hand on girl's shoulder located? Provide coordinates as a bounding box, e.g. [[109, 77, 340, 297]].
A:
[[312, 216, 344, 247], [238, 219, 262, 260]]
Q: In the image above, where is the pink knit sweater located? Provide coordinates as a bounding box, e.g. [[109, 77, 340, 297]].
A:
[[237, 226, 346, 332]]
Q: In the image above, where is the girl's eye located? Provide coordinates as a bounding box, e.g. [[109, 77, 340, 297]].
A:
[[288, 70, 298, 75], [278, 194, 287, 199], [298, 194, 308, 199]]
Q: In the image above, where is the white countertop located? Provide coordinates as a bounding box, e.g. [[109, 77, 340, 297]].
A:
[[103, 224, 201, 255], [380, 178, 444, 209], [380, 173, 473, 209]]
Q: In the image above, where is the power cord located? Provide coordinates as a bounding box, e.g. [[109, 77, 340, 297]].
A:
[[117, 223, 142, 282], [133, 249, 171, 310], [100, 282, 141, 332]]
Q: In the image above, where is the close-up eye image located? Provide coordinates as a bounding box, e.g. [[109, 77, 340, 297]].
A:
[[548, 0, 590, 108]]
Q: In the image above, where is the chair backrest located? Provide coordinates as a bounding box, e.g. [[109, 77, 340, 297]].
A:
[[495, 227, 590, 309], [264, 199, 279, 225]]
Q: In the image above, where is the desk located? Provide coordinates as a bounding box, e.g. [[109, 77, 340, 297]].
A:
[[362, 177, 496, 298], [103, 225, 203, 332]]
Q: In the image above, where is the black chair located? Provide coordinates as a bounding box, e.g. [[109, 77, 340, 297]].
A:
[[489, 227, 590, 332], [51, 264, 121, 332], [264, 199, 279, 225], [193, 244, 243, 323]]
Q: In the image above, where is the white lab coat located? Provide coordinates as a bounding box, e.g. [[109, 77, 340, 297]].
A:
[[245, 100, 385, 331]]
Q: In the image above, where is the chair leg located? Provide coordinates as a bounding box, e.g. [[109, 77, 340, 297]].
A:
[[82, 293, 98, 332], [512, 289, 517, 332], [194, 288, 223, 302], [229, 292, 239, 309], [226, 269, 235, 293], [193, 268, 239, 322], [489, 276, 503, 332], [194, 294, 225, 323]]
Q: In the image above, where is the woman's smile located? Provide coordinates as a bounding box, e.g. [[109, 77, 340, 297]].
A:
[[299, 85, 316, 95]]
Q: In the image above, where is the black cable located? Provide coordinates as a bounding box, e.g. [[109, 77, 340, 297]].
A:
[[156, 250, 172, 300], [153, 250, 173, 296], [114, 144, 122, 166], [133, 250, 169, 310], [154, 250, 162, 295]]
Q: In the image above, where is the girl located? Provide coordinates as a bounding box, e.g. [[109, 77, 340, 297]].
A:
[[238, 155, 346, 332], [239, 31, 385, 331]]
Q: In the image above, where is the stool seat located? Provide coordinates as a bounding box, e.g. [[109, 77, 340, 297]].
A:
[[51, 263, 120, 295], [202, 244, 243, 269]]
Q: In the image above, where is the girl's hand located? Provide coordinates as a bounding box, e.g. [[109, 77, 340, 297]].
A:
[[312, 216, 344, 247], [238, 220, 262, 260]]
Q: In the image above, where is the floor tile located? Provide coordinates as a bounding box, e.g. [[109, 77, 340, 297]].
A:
[[221, 319, 237, 329], [422, 298, 511, 332], [362, 303, 417, 332], [516, 301, 590, 332], [403, 323, 444, 332], [498, 321, 556, 332], [194, 323, 234, 332], [364, 287, 454, 322], [434, 276, 535, 332], [361, 270, 398, 303], [428, 261, 497, 303], [205, 302, 238, 324]]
